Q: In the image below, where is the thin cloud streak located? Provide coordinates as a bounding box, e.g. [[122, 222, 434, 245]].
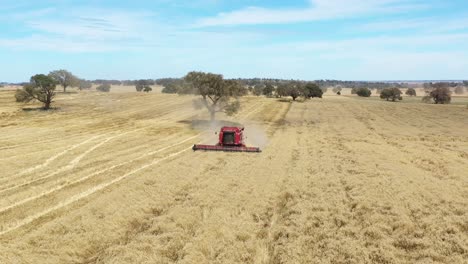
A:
[[194, 0, 427, 27]]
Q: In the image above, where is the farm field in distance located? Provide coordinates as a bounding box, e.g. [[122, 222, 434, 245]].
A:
[[0, 89, 467, 263]]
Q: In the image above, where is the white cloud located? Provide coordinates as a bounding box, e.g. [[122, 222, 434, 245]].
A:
[[194, 0, 427, 27]]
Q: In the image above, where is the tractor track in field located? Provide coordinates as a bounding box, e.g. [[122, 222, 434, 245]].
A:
[[76, 99, 291, 263], [15, 135, 103, 177], [0, 146, 194, 237], [0, 99, 273, 237], [0, 97, 191, 150], [0, 133, 200, 213], [0, 104, 199, 179], [0, 110, 200, 192]]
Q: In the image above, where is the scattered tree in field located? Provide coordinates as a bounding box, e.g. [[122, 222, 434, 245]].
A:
[[78, 79, 93, 90], [429, 86, 451, 104], [405, 88, 416, 96], [337, 91, 341, 95], [356, 87, 372, 97], [275, 84, 288, 98], [48, 70, 79, 93], [135, 80, 151, 92], [183, 71, 246, 121], [161, 85, 176, 93], [143, 86, 152, 93], [351, 87, 358, 94], [303, 82, 323, 99], [285, 82, 302, 101], [263, 83, 274, 97], [161, 79, 192, 94], [454, 86, 465, 95], [96, 83, 111, 92], [253, 84, 264, 96], [380, 88, 402, 101], [15, 74, 57, 110], [332, 85, 342, 94]]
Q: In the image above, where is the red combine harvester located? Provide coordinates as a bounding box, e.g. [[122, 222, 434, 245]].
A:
[[193, 126, 261, 153]]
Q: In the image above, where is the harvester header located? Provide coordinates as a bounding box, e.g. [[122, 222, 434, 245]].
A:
[[193, 126, 261, 153]]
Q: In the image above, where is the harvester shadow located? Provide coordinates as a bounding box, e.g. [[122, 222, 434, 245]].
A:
[[22, 107, 61, 112]]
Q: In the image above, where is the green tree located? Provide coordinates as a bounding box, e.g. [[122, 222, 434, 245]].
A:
[[405, 88, 416, 96], [15, 74, 57, 109], [356, 88, 372, 97], [183, 71, 246, 121], [136, 80, 151, 92], [253, 84, 264, 96], [275, 83, 288, 98], [303, 82, 323, 99], [96, 83, 111, 92], [286, 82, 302, 101], [380, 88, 402, 101], [429, 87, 451, 104], [143, 86, 152, 93], [48, 70, 79, 93], [263, 83, 274, 97]]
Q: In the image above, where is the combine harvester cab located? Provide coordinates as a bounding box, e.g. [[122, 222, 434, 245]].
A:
[[193, 126, 261, 153]]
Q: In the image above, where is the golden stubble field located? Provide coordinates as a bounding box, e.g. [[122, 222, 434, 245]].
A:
[[0, 89, 467, 264]]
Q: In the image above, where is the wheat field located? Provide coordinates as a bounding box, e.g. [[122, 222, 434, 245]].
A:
[[0, 89, 467, 263]]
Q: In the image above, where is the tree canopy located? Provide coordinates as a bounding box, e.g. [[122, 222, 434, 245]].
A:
[[252, 84, 264, 96], [48, 70, 79, 93], [135, 80, 152, 92], [356, 87, 372, 97], [78, 79, 93, 90], [303, 82, 323, 99], [183, 71, 246, 120], [96, 83, 111, 92], [405, 88, 416, 96], [429, 87, 451, 104], [380, 88, 402, 101], [15, 74, 57, 109], [263, 83, 274, 97]]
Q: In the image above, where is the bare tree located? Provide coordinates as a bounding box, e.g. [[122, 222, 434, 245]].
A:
[[15, 74, 57, 109]]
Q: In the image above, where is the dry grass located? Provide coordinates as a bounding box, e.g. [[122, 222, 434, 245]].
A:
[[0, 90, 467, 263]]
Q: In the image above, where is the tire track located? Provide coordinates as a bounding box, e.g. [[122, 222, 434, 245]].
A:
[[0, 98, 270, 237], [0, 110, 198, 190], [0, 146, 194, 236], [14, 135, 102, 178], [0, 134, 201, 216]]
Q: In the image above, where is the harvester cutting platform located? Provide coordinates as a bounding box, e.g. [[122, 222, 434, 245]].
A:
[[193, 126, 261, 153]]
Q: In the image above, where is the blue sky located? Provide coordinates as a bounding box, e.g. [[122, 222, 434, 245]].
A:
[[0, 0, 467, 82]]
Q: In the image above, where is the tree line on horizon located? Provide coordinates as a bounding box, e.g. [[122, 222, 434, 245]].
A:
[[10, 69, 467, 110]]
